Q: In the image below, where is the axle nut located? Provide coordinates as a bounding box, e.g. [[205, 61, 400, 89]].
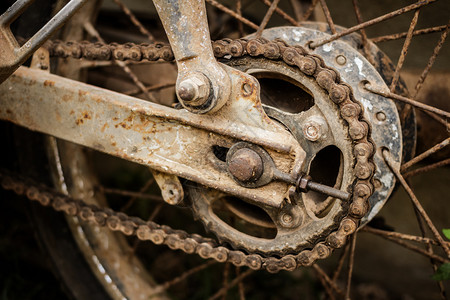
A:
[[228, 148, 264, 183], [177, 72, 211, 107]]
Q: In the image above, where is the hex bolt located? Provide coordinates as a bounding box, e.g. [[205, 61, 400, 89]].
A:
[[278, 208, 302, 229], [303, 117, 327, 142], [228, 148, 264, 183], [177, 72, 211, 107], [336, 55, 347, 65]]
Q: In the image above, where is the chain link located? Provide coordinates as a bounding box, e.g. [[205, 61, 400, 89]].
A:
[[4, 38, 375, 272]]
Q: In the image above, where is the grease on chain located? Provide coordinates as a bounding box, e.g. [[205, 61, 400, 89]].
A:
[[8, 38, 376, 273]]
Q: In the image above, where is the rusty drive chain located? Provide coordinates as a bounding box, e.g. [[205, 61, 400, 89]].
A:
[[2, 38, 376, 272]]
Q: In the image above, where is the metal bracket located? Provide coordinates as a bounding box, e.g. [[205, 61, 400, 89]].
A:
[[152, 0, 231, 113], [0, 0, 87, 83], [0, 66, 305, 210], [151, 170, 184, 206]]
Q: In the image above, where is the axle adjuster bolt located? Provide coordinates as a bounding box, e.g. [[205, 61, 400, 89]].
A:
[[228, 148, 264, 183], [303, 116, 327, 142], [177, 72, 211, 107], [280, 213, 293, 226]]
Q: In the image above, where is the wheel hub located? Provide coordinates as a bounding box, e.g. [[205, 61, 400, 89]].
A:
[[188, 25, 408, 257]]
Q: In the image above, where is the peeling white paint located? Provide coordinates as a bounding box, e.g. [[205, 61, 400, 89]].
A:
[[359, 97, 373, 111], [367, 200, 384, 220], [322, 44, 333, 52], [380, 172, 393, 189], [354, 57, 364, 77], [391, 123, 399, 140]]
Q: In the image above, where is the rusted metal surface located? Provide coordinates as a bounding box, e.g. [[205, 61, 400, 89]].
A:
[[205, 0, 258, 30], [0, 168, 360, 273], [44, 3, 169, 298], [296, 174, 351, 202], [0, 0, 87, 83], [0, 66, 304, 210], [389, 8, 421, 92], [151, 170, 184, 205], [254, 26, 402, 225], [189, 37, 375, 257], [371, 24, 448, 43], [1, 36, 374, 266], [309, 0, 437, 48], [365, 83, 450, 119], [152, 0, 230, 113], [227, 148, 264, 183], [383, 149, 450, 258], [255, 0, 280, 37]]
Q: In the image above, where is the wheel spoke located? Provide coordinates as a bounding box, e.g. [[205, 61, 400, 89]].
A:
[[209, 268, 254, 300], [401, 137, 450, 171], [421, 111, 450, 131], [310, 0, 436, 48], [236, 266, 247, 300], [402, 158, 450, 178], [362, 226, 450, 247], [383, 150, 450, 258], [206, 0, 258, 30], [413, 205, 448, 300], [260, 0, 299, 26], [363, 229, 448, 263], [123, 82, 175, 97], [332, 242, 350, 283], [389, 8, 421, 92], [100, 186, 163, 202], [300, 0, 319, 22], [221, 262, 231, 300], [365, 84, 450, 119], [120, 176, 155, 211], [127, 203, 163, 257], [352, 0, 375, 65], [236, 0, 245, 36], [413, 20, 450, 97], [315, 268, 336, 300], [256, 0, 281, 37], [345, 233, 357, 300], [83, 22, 158, 102], [318, 0, 336, 34], [371, 24, 447, 43], [150, 260, 217, 296], [312, 264, 344, 296], [112, 0, 155, 42]]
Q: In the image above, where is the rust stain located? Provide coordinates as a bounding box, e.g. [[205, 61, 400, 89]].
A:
[[82, 111, 92, 119], [43, 80, 54, 87], [101, 123, 109, 132], [78, 90, 88, 102], [75, 111, 92, 125]]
